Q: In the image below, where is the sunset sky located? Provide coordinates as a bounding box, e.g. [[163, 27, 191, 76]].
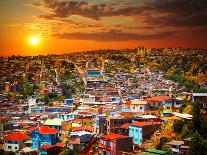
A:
[[0, 0, 207, 56]]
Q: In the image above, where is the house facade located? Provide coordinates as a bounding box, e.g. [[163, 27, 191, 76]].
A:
[[98, 133, 133, 155], [3, 132, 30, 153], [30, 126, 59, 150], [129, 122, 162, 145]]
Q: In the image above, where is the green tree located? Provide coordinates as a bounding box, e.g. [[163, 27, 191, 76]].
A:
[[183, 80, 194, 90], [44, 94, 49, 105], [173, 120, 185, 134], [22, 83, 34, 97], [192, 100, 202, 133], [189, 132, 207, 155], [162, 144, 172, 154]]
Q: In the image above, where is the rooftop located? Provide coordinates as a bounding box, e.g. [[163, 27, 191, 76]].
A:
[[130, 121, 161, 127], [39, 144, 53, 149], [4, 132, 30, 141], [44, 118, 63, 126], [101, 133, 129, 140], [167, 140, 184, 146], [29, 126, 59, 134], [145, 96, 171, 102], [193, 93, 207, 97], [120, 123, 129, 129]]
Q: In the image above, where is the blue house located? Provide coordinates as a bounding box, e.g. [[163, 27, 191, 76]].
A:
[[30, 126, 59, 153], [129, 122, 161, 145]]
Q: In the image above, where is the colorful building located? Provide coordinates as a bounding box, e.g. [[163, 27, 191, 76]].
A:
[[30, 126, 59, 151], [129, 122, 162, 145], [98, 133, 133, 155]]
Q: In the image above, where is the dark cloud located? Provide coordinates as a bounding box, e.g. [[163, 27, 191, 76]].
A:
[[53, 29, 175, 41], [146, 0, 207, 27], [37, 0, 143, 20], [37, 0, 207, 27]]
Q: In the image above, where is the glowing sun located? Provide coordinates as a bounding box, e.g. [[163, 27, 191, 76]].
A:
[[30, 36, 40, 45]]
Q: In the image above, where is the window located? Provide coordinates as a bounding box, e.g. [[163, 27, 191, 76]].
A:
[[15, 141, 17, 144], [136, 129, 138, 132], [15, 147, 17, 149], [8, 141, 12, 143], [140, 107, 142, 109], [114, 121, 117, 125], [8, 146, 12, 149]]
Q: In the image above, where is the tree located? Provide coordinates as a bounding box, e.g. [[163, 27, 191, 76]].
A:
[[183, 80, 194, 90], [162, 144, 172, 154], [192, 100, 202, 133], [22, 83, 34, 97], [173, 120, 185, 134], [44, 94, 49, 105], [189, 132, 207, 155]]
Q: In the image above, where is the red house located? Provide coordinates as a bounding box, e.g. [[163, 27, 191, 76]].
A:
[[98, 133, 133, 155]]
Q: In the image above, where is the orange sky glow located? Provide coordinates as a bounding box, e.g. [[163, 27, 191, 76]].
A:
[[0, 0, 207, 56]]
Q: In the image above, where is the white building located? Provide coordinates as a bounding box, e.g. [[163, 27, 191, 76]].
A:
[[3, 132, 30, 153]]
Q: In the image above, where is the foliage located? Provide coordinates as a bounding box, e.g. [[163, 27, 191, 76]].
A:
[[173, 120, 185, 134], [162, 144, 172, 154], [44, 94, 49, 105], [189, 132, 207, 155], [192, 100, 202, 132], [22, 83, 34, 97]]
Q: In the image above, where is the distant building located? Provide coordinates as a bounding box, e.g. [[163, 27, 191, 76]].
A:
[[28, 106, 45, 114], [45, 106, 71, 113], [145, 96, 171, 111], [167, 140, 184, 155], [44, 118, 63, 131], [94, 114, 107, 134], [119, 123, 130, 136], [86, 69, 101, 77], [123, 99, 150, 113], [64, 99, 73, 105], [192, 93, 207, 109], [106, 116, 132, 134]]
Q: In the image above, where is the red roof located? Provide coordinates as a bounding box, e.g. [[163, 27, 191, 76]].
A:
[[54, 142, 65, 147], [120, 123, 129, 129], [145, 96, 171, 102], [102, 133, 129, 140], [29, 126, 59, 134], [4, 132, 30, 141], [130, 121, 162, 127], [73, 126, 93, 132], [39, 144, 53, 149]]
